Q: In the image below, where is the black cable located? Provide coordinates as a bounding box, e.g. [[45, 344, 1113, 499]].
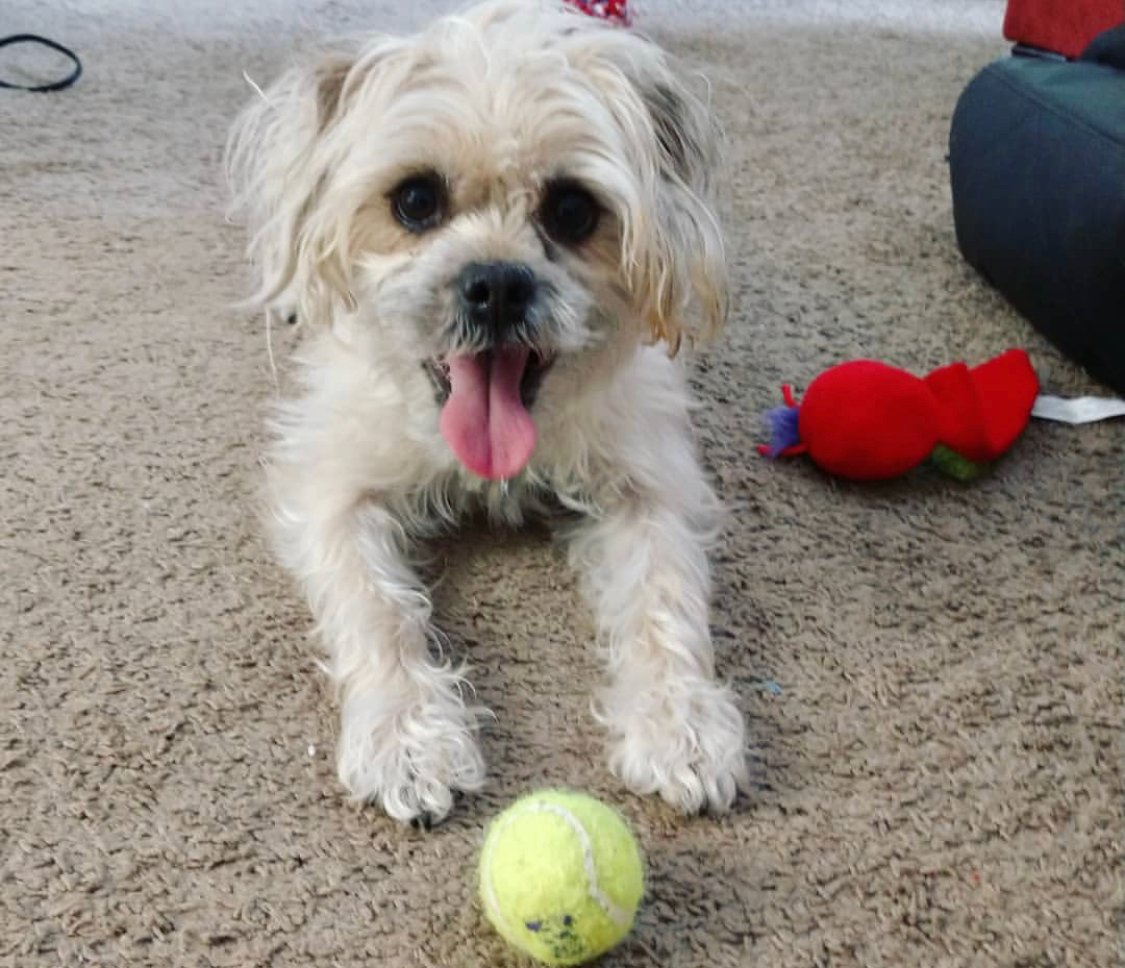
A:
[[0, 34, 82, 92]]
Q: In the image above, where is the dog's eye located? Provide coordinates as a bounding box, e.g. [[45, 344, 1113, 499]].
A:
[[539, 181, 601, 246], [391, 174, 445, 232]]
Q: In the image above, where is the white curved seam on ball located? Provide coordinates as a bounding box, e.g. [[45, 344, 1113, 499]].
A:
[[480, 815, 514, 940], [482, 800, 631, 931]]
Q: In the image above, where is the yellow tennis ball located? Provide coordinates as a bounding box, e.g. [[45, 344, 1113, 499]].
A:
[[479, 789, 645, 966]]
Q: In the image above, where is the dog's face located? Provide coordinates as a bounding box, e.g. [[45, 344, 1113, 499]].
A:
[[230, 0, 728, 479]]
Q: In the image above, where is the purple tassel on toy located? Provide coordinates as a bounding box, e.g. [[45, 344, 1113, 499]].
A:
[[761, 404, 801, 458]]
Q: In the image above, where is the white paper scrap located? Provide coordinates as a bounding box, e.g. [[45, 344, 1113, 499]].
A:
[[1031, 395, 1125, 424]]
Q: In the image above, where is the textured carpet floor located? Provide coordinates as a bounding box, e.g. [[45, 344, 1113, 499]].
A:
[[3, 2, 1123, 966]]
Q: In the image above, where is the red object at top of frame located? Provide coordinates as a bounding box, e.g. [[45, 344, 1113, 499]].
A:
[[1003, 0, 1124, 58], [565, 0, 631, 26]]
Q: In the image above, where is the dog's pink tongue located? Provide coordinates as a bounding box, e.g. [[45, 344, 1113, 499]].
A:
[[439, 346, 536, 479]]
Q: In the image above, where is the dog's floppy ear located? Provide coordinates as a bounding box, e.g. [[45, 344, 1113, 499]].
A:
[[607, 43, 729, 353], [643, 80, 714, 191], [226, 47, 365, 324], [640, 71, 729, 353], [312, 54, 352, 131]]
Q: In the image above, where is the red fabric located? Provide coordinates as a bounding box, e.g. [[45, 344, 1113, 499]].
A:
[[565, 0, 631, 25], [922, 361, 987, 461], [770, 350, 1039, 481], [1002, 0, 1124, 58], [923, 349, 1041, 463], [797, 361, 940, 480]]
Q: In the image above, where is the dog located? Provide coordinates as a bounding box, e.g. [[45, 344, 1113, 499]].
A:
[[227, 0, 748, 826]]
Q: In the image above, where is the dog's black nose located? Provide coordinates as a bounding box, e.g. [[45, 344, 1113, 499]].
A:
[[456, 261, 536, 339]]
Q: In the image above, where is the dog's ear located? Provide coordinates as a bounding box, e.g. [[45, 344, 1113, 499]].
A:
[[640, 71, 729, 353], [642, 80, 715, 192], [226, 46, 366, 324], [313, 55, 352, 130], [604, 42, 729, 353]]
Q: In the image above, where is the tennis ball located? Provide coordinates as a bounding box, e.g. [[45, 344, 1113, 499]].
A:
[[479, 789, 644, 966]]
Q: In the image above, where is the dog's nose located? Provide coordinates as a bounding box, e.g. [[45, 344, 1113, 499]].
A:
[[456, 261, 536, 339]]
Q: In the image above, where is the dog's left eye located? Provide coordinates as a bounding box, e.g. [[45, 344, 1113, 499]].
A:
[[390, 174, 445, 232]]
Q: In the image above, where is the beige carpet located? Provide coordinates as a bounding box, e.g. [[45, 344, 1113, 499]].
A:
[[3, 2, 1122, 965]]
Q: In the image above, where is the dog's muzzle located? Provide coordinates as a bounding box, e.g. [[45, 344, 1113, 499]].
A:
[[422, 261, 558, 481]]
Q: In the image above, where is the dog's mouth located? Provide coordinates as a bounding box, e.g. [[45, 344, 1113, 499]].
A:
[[425, 347, 555, 480], [424, 348, 554, 409]]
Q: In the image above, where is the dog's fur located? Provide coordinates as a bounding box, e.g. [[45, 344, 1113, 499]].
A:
[[228, 0, 748, 825]]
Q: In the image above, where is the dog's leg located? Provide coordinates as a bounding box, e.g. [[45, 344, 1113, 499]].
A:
[[564, 420, 748, 814], [277, 498, 485, 825]]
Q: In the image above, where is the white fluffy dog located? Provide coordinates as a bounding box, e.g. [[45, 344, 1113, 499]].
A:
[[228, 0, 748, 826]]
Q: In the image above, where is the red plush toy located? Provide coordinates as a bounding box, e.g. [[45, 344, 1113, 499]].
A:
[[759, 349, 1039, 481]]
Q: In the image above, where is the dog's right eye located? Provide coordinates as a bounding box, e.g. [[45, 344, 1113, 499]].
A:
[[390, 174, 445, 232]]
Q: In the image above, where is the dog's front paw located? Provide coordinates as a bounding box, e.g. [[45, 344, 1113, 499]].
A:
[[604, 679, 748, 814], [336, 683, 486, 826]]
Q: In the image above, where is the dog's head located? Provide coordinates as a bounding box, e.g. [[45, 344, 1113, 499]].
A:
[[229, 0, 727, 479]]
